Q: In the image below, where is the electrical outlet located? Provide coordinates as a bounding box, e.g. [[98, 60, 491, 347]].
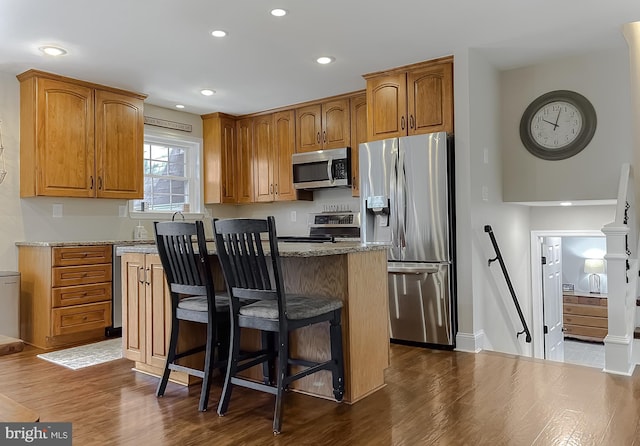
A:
[[290, 211, 296, 222], [482, 186, 489, 202], [118, 205, 127, 217], [53, 203, 63, 218], [483, 148, 489, 164]]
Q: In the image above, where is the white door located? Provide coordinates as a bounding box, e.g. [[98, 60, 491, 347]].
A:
[[542, 237, 564, 362]]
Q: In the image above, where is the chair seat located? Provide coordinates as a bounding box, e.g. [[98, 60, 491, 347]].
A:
[[178, 295, 229, 312], [239, 295, 342, 320]]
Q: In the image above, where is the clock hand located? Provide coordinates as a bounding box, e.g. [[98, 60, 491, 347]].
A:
[[541, 118, 556, 126], [553, 109, 561, 131]]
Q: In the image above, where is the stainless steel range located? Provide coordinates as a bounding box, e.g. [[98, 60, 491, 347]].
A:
[[278, 211, 360, 243]]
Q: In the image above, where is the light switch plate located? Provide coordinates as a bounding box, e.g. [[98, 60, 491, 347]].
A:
[[119, 205, 127, 217], [53, 203, 63, 218]]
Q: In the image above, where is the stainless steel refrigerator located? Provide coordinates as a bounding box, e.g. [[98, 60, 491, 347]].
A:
[[360, 132, 456, 348]]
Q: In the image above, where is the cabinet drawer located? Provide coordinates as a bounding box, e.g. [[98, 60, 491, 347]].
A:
[[564, 324, 607, 340], [52, 302, 112, 336], [563, 303, 607, 318], [562, 294, 606, 306], [52, 264, 112, 287], [52, 283, 112, 308], [52, 246, 112, 267], [563, 314, 608, 328]]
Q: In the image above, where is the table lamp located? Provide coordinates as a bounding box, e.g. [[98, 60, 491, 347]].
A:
[[584, 258, 605, 294]]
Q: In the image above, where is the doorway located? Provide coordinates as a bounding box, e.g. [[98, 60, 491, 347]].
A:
[[530, 230, 606, 368]]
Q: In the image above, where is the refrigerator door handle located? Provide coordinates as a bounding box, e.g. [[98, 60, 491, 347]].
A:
[[388, 264, 440, 274], [389, 151, 399, 250], [398, 152, 407, 249]]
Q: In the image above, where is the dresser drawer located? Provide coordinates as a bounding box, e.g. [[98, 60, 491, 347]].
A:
[[563, 314, 608, 328], [52, 264, 112, 287], [52, 246, 112, 267], [563, 294, 607, 306], [52, 283, 112, 308], [52, 302, 112, 336], [563, 303, 607, 318], [564, 324, 607, 340]]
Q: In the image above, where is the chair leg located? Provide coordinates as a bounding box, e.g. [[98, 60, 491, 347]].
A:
[[198, 321, 215, 412], [157, 313, 180, 398], [273, 332, 289, 434], [216, 314, 230, 376], [217, 318, 240, 416], [261, 331, 276, 385], [330, 310, 345, 402]]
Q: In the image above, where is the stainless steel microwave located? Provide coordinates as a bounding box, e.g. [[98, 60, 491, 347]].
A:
[[292, 147, 351, 190]]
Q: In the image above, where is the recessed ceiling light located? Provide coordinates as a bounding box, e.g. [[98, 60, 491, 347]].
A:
[[271, 8, 287, 17], [211, 30, 227, 38], [560, 202, 572, 206], [39, 46, 67, 56], [316, 56, 334, 65], [175, 104, 185, 109], [200, 89, 215, 96]]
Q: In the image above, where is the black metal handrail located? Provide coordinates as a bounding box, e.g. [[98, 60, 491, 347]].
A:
[[484, 225, 532, 343]]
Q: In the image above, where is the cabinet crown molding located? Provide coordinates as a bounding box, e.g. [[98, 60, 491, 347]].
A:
[[362, 55, 453, 80]]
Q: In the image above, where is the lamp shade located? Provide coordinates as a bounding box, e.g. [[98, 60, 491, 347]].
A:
[[584, 258, 605, 274]]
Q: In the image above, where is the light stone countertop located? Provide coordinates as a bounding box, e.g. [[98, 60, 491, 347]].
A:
[[116, 241, 388, 258], [15, 239, 156, 247]]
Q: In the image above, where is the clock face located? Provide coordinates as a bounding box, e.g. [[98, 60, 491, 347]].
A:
[[519, 90, 596, 161], [530, 101, 583, 149]]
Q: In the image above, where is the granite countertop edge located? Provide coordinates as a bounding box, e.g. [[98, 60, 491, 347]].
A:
[[116, 242, 388, 258]]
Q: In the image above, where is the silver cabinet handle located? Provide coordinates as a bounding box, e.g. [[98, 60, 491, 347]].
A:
[[388, 265, 439, 274]]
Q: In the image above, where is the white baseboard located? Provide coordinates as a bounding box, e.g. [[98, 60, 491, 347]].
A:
[[455, 330, 484, 353]]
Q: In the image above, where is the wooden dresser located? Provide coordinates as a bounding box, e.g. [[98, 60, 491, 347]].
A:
[[562, 292, 607, 342]]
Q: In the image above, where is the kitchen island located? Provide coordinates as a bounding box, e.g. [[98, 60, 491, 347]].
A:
[[117, 241, 389, 404]]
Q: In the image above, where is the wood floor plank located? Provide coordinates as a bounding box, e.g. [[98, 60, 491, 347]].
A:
[[2, 343, 640, 444]]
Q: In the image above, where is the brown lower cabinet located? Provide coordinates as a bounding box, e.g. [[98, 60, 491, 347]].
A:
[[18, 244, 113, 349], [121, 253, 207, 385]]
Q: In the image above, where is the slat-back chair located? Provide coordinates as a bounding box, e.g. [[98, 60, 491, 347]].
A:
[[213, 216, 344, 434]]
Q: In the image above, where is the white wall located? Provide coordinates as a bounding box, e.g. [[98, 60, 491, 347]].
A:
[[501, 49, 633, 203], [0, 73, 205, 272], [466, 49, 533, 356], [562, 236, 607, 294], [530, 205, 615, 231]]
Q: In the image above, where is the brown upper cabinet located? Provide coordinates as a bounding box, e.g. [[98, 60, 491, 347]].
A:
[[295, 99, 351, 153], [202, 113, 237, 204], [254, 111, 301, 202], [349, 94, 367, 197], [236, 117, 254, 204], [17, 70, 145, 199], [364, 57, 453, 141]]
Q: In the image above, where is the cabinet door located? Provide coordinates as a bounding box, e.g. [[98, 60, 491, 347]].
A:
[[366, 72, 407, 141], [95, 90, 144, 199], [322, 99, 350, 149], [145, 254, 172, 369], [273, 110, 297, 201], [236, 118, 254, 203], [295, 104, 322, 152], [407, 63, 453, 135], [220, 117, 237, 203], [36, 77, 95, 197], [203, 114, 237, 204], [253, 114, 275, 202], [349, 94, 367, 197], [122, 253, 145, 362]]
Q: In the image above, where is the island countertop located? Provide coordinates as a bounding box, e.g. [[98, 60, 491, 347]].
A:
[[116, 241, 388, 257]]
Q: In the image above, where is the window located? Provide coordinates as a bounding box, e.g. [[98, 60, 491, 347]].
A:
[[130, 130, 202, 217]]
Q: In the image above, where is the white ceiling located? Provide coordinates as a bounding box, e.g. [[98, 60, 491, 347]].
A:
[[1, 1, 639, 116]]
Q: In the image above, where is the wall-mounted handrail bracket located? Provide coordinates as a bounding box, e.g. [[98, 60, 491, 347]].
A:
[[484, 225, 532, 344]]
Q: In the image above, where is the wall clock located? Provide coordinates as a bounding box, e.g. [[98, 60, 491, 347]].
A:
[[519, 90, 597, 161]]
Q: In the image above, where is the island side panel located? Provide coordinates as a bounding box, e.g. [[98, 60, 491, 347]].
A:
[[346, 249, 389, 402]]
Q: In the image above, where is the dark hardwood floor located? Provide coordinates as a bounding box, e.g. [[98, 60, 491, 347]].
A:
[[1, 343, 640, 445]]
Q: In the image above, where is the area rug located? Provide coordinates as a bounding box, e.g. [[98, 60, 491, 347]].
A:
[[37, 338, 123, 370]]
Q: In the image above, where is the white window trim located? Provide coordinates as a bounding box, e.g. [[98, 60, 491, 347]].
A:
[[129, 127, 206, 221]]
